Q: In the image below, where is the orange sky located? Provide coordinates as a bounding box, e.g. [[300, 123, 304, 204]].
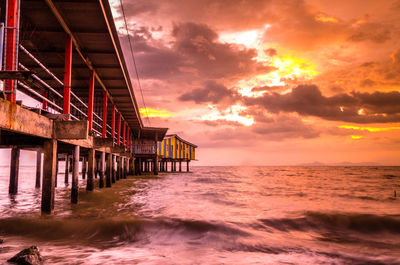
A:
[[0, 0, 398, 167], [106, 0, 400, 166]]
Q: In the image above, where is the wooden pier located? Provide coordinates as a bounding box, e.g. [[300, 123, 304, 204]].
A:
[[0, 0, 197, 214]]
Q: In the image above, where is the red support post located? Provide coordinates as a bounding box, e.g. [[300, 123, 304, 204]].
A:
[[87, 70, 95, 131], [102, 91, 107, 138], [42, 91, 48, 110], [4, 0, 20, 103], [126, 129, 129, 151], [111, 105, 115, 140], [117, 113, 121, 146], [63, 36, 73, 117], [122, 121, 126, 147]]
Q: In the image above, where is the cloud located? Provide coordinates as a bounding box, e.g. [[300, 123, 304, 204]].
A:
[[178, 80, 238, 104], [245, 85, 400, 123]]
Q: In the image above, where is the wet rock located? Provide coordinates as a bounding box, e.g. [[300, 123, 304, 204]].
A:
[[7, 246, 43, 265], [0, 239, 4, 244]]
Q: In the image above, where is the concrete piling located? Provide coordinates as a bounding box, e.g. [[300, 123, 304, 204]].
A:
[[112, 155, 116, 183], [87, 149, 95, 191], [35, 150, 42, 188], [41, 140, 57, 214], [106, 153, 112, 187], [64, 154, 69, 184], [99, 152, 105, 188], [9, 147, 20, 194], [71, 145, 80, 204], [82, 157, 86, 179]]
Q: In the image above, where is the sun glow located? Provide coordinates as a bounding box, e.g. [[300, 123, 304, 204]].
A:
[[351, 135, 363, 139], [315, 13, 338, 23], [140, 108, 174, 118], [200, 105, 254, 126], [339, 125, 400, 132]]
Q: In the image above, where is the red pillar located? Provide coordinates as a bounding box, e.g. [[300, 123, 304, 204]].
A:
[[102, 92, 107, 138], [111, 105, 115, 140], [63, 36, 73, 116], [126, 129, 130, 151], [117, 113, 121, 146], [42, 91, 48, 110], [87, 70, 95, 131], [4, 0, 20, 103], [122, 121, 126, 147]]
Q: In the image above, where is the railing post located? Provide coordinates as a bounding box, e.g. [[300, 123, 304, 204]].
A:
[[63, 36, 72, 117], [88, 70, 95, 131], [102, 92, 107, 138], [126, 129, 129, 151], [117, 113, 121, 146], [4, 0, 20, 103]]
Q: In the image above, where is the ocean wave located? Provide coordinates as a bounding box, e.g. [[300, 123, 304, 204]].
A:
[[258, 212, 400, 234], [0, 217, 248, 246]]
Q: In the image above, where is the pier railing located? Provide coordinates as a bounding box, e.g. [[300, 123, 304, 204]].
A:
[[134, 144, 156, 154]]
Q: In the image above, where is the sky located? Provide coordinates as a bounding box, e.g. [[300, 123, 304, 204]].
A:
[[105, 0, 400, 166], [1, 0, 400, 166]]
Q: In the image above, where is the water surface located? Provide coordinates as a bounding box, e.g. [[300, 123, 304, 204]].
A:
[[0, 166, 399, 264]]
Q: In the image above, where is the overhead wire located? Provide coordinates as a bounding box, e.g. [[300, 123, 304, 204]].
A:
[[118, 0, 151, 126]]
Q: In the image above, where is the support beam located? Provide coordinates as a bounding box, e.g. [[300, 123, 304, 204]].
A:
[[64, 154, 69, 184], [4, 0, 20, 103], [99, 152, 105, 188], [41, 139, 57, 214], [42, 91, 48, 110], [102, 92, 107, 138], [82, 157, 86, 179], [63, 36, 72, 117], [86, 149, 95, 191], [116, 156, 121, 180], [179, 161, 182, 172], [112, 155, 116, 183], [138, 158, 142, 175], [71, 145, 80, 204], [106, 153, 112, 187], [35, 150, 42, 188], [187, 161, 190, 172], [87, 70, 95, 131], [9, 147, 20, 194], [122, 121, 126, 147]]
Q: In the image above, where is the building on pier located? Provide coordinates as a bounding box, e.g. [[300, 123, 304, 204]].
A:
[[157, 134, 197, 172], [0, 0, 196, 214]]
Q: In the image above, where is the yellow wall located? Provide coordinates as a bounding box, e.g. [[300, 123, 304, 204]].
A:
[[157, 136, 196, 160]]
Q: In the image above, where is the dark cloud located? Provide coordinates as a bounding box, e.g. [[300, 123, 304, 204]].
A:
[[245, 85, 400, 123], [348, 23, 391, 44], [172, 22, 273, 79], [178, 80, 238, 104], [360, 79, 376, 87]]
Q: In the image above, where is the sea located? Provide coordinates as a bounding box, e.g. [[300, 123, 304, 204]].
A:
[[0, 165, 399, 265]]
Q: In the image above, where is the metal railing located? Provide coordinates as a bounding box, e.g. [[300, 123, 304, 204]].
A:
[[134, 144, 155, 154]]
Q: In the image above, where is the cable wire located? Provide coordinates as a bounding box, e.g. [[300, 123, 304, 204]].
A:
[[118, 0, 151, 126]]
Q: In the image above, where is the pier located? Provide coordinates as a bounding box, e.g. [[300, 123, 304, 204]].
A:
[[0, 0, 196, 214]]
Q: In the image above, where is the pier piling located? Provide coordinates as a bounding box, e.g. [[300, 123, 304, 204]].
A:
[[99, 152, 105, 188], [35, 150, 42, 188], [106, 153, 112, 187], [64, 154, 69, 184], [71, 145, 80, 204], [9, 147, 20, 194], [87, 149, 95, 191], [41, 140, 57, 214], [82, 157, 86, 179], [112, 155, 116, 183]]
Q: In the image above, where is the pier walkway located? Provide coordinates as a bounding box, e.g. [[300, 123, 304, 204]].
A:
[[0, 0, 196, 214]]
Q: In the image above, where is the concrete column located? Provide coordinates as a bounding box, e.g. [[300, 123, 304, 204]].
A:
[[95, 158, 98, 179], [187, 161, 190, 172], [87, 149, 95, 191], [99, 152, 105, 188], [116, 156, 121, 180], [153, 156, 158, 175], [179, 161, 182, 172], [106, 153, 112, 187], [64, 154, 69, 184], [112, 155, 116, 183], [82, 157, 86, 179], [41, 139, 57, 214], [55, 158, 58, 187], [138, 158, 142, 175], [71, 145, 80, 204], [121, 157, 125, 178], [9, 147, 20, 194], [35, 150, 42, 188]]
